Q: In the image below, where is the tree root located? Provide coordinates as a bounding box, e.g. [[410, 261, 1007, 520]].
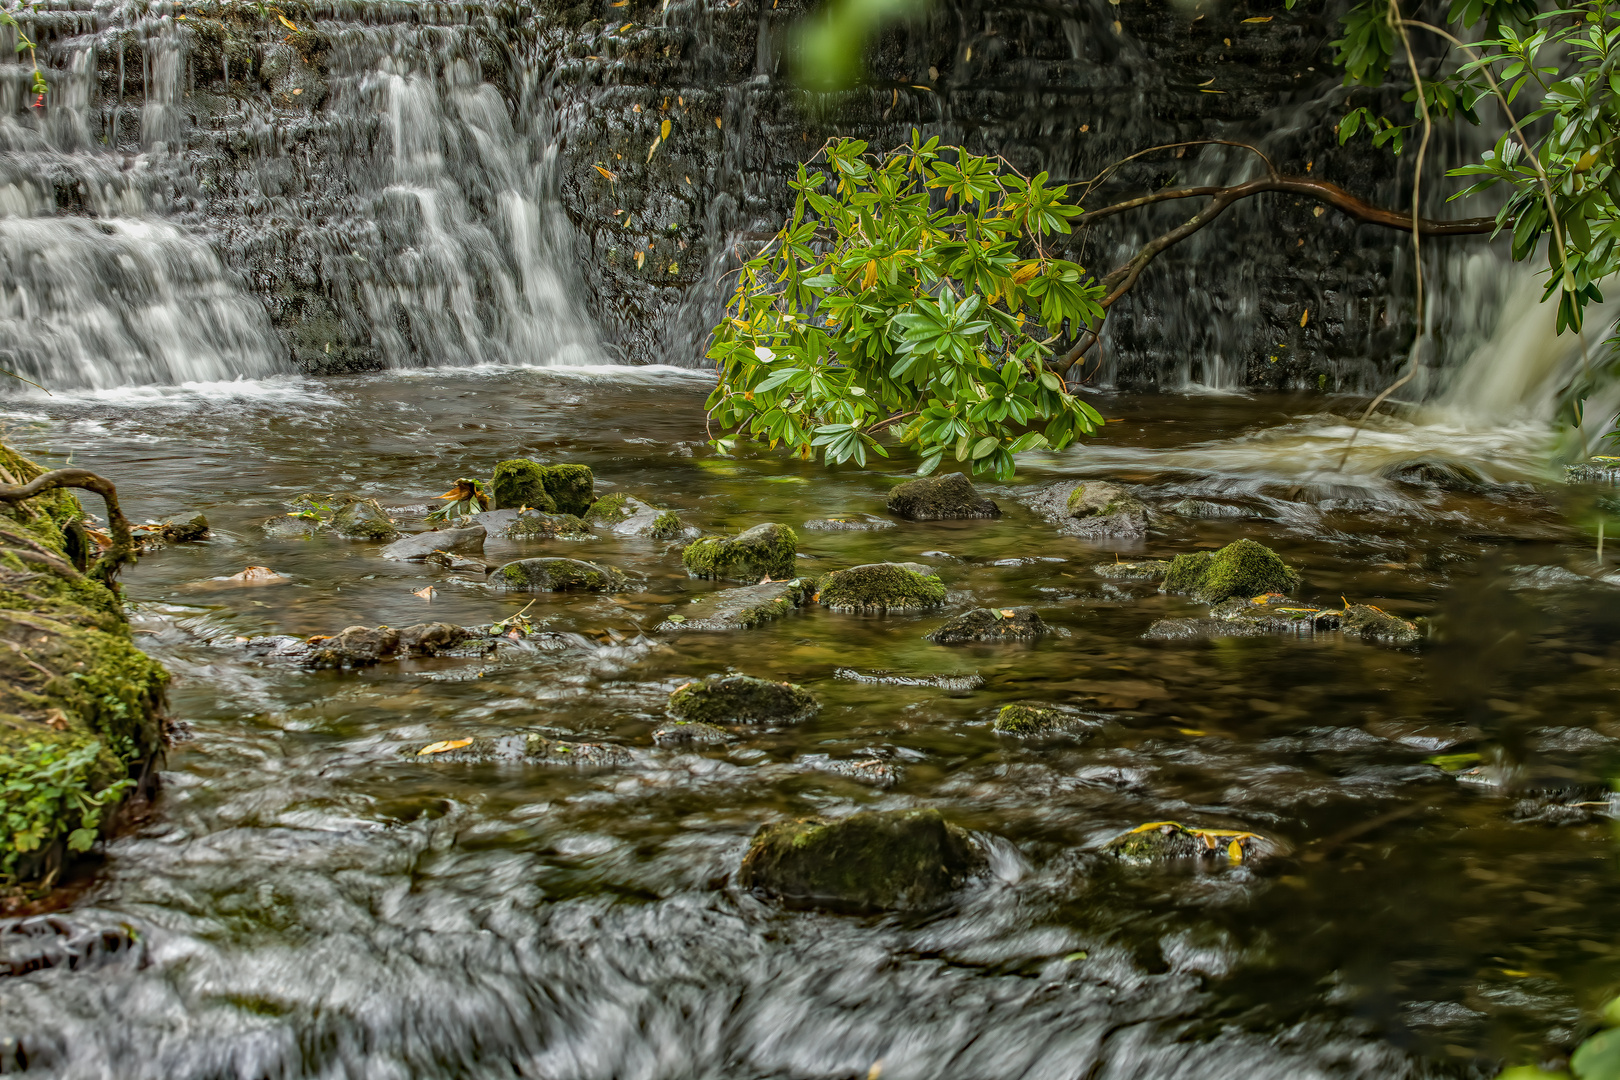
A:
[[0, 470, 134, 589]]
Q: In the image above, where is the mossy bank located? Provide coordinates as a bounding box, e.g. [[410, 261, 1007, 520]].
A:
[[0, 442, 168, 897]]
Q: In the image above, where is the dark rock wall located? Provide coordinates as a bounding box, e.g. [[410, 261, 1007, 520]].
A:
[[6, 0, 1500, 389]]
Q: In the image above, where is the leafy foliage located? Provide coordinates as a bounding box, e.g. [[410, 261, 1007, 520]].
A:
[[1, 739, 130, 880], [704, 133, 1107, 481], [0, 8, 49, 99], [427, 479, 489, 524]]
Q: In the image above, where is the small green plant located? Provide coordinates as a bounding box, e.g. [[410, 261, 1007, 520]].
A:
[[286, 500, 331, 522], [0, 8, 48, 102], [705, 132, 1107, 481], [427, 479, 489, 524], [2, 740, 132, 880]]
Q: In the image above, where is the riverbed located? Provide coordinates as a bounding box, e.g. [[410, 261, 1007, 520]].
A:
[[1, 366, 1617, 1079]]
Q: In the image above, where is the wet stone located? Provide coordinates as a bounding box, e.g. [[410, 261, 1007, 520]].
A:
[[738, 808, 987, 912], [1341, 604, 1422, 646], [833, 668, 985, 691], [583, 493, 689, 539], [424, 551, 491, 573], [381, 524, 487, 562], [1105, 821, 1279, 865], [799, 756, 904, 787], [993, 703, 1065, 736], [1566, 456, 1620, 484], [816, 562, 946, 614], [306, 622, 476, 668], [650, 719, 731, 747], [667, 674, 819, 725], [1093, 559, 1172, 582], [0, 915, 143, 978], [328, 497, 398, 541], [682, 522, 798, 583], [657, 577, 814, 632], [491, 557, 626, 592], [1166, 498, 1264, 520], [1365, 718, 1480, 752], [1144, 617, 1274, 641], [1161, 538, 1299, 603], [409, 732, 631, 768], [887, 472, 1000, 521], [1381, 457, 1489, 492], [926, 607, 1047, 644], [802, 516, 897, 532], [1208, 595, 1342, 636], [1025, 479, 1149, 538], [160, 513, 211, 544]]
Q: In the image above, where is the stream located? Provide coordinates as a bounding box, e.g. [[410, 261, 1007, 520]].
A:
[[1, 365, 1618, 1079]]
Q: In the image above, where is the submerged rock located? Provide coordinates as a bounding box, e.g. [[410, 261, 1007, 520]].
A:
[[738, 808, 987, 912], [993, 703, 1065, 735], [1166, 498, 1264, 520], [381, 525, 487, 562], [424, 551, 491, 573], [650, 719, 731, 746], [802, 515, 897, 531], [799, 756, 904, 787], [927, 607, 1047, 644], [1381, 457, 1488, 492], [887, 472, 1000, 521], [667, 674, 819, 724], [490, 557, 626, 592], [1144, 617, 1273, 641], [307, 622, 474, 668], [657, 577, 814, 632], [1208, 595, 1341, 636], [1161, 538, 1299, 603], [583, 493, 689, 539], [1025, 479, 1149, 538], [682, 522, 798, 582], [409, 732, 630, 768], [1093, 559, 1173, 582], [329, 497, 398, 541], [470, 508, 591, 540], [160, 513, 211, 544], [816, 562, 945, 614], [1341, 603, 1422, 645], [490, 459, 596, 516], [1106, 820, 1279, 865]]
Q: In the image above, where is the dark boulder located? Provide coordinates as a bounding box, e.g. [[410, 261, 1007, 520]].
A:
[[490, 557, 626, 592], [1093, 559, 1172, 581], [490, 459, 557, 512], [738, 808, 987, 912], [887, 473, 1000, 521], [802, 516, 897, 531], [1025, 480, 1149, 538], [471, 508, 591, 540], [927, 606, 1046, 644], [815, 562, 945, 614], [584, 493, 689, 539], [1342, 603, 1422, 646], [657, 577, 814, 632], [381, 524, 486, 562], [650, 719, 731, 746], [160, 513, 211, 544], [306, 622, 473, 668], [329, 497, 398, 541]]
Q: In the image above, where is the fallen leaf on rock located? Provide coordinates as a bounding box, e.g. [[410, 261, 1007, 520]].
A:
[[413, 586, 435, 599], [417, 739, 473, 756], [227, 566, 286, 582]]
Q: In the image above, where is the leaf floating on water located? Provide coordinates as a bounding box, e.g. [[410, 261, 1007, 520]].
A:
[[1426, 751, 1483, 771], [417, 739, 473, 756], [1228, 839, 1243, 864], [1242, 15, 1273, 21], [660, 118, 671, 139], [647, 135, 661, 162], [413, 585, 435, 599], [714, 117, 723, 129], [1063, 950, 1088, 961], [1300, 309, 1309, 327], [635, 250, 646, 268], [667, 614, 687, 623], [619, 21, 634, 31]]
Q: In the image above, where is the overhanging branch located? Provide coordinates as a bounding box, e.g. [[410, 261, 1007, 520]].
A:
[[0, 469, 135, 588]]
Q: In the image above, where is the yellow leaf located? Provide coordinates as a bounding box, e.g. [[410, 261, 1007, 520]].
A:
[[593, 164, 619, 181], [612, 0, 627, 5], [714, 117, 723, 129], [1199, 88, 1226, 93], [619, 21, 633, 31], [999, 609, 1016, 617], [911, 84, 933, 92], [635, 250, 646, 268], [861, 260, 877, 289], [1199, 77, 1215, 86], [1242, 15, 1272, 21], [964, 46, 972, 61], [1011, 261, 1041, 284], [276, 12, 298, 30], [668, 261, 679, 273], [647, 135, 661, 161], [660, 118, 671, 139], [1228, 840, 1244, 864], [1299, 309, 1308, 327], [417, 739, 472, 756]]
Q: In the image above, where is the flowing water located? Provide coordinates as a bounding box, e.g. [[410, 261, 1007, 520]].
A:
[[1, 352, 1618, 1079]]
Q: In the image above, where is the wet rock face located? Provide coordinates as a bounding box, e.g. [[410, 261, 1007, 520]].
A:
[[738, 808, 986, 912], [583, 493, 688, 539], [1025, 480, 1148, 538], [666, 674, 819, 724], [682, 522, 798, 582], [307, 622, 473, 668], [657, 577, 814, 631], [992, 703, 1064, 735], [470, 508, 591, 540], [1093, 559, 1172, 582], [1342, 603, 1422, 645], [816, 562, 946, 614], [328, 497, 398, 541], [888, 473, 1000, 521], [491, 460, 558, 513], [491, 557, 626, 592], [927, 606, 1046, 644], [381, 525, 487, 562]]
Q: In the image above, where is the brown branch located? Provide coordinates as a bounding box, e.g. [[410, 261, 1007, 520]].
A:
[[0, 469, 135, 588], [1052, 173, 1502, 375]]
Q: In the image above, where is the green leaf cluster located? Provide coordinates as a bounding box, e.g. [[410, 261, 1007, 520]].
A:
[[704, 132, 1107, 481], [1, 739, 131, 880]]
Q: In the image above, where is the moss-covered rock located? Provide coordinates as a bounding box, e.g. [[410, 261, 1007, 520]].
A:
[[1342, 604, 1422, 646], [1025, 480, 1149, 538], [538, 463, 596, 516], [667, 674, 818, 724], [305, 622, 474, 668], [927, 607, 1046, 644], [737, 808, 986, 912], [815, 562, 946, 614], [682, 522, 797, 582], [328, 497, 398, 541], [802, 516, 897, 532], [491, 557, 626, 592], [490, 459, 558, 512], [650, 719, 731, 746], [1161, 539, 1299, 603], [657, 578, 814, 632], [584, 493, 689, 538], [1106, 820, 1279, 865], [993, 703, 1064, 735], [887, 472, 1000, 521], [470, 508, 590, 540], [0, 441, 168, 889], [1093, 559, 1173, 582]]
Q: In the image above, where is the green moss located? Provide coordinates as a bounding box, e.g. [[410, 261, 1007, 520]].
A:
[[328, 497, 397, 541], [649, 510, 683, 540], [887, 472, 1000, 521], [1341, 604, 1421, 645], [666, 674, 818, 724], [0, 440, 168, 887], [1093, 559, 1172, 582], [737, 808, 986, 912], [1065, 481, 1143, 520], [505, 512, 591, 540], [815, 562, 945, 614], [490, 459, 558, 512], [993, 703, 1063, 735], [582, 492, 631, 525], [1162, 539, 1298, 603], [682, 522, 797, 582], [658, 578, 814, 632], [491, 557, 625, 592], [538, 464, 596, 516]]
